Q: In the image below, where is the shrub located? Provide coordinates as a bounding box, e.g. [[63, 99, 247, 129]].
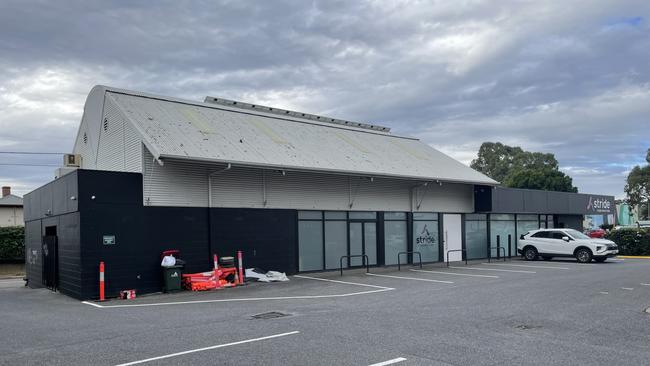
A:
[[0, 226, 25, 262], [606, 228, 650, 256]]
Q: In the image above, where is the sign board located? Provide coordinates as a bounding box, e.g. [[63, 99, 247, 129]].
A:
[[585, 196, 614, 214], [103, 235, 116, 245]]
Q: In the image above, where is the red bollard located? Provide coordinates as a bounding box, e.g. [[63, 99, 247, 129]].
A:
[[99, 261, 105, 301], [237, 250, 244, 285]]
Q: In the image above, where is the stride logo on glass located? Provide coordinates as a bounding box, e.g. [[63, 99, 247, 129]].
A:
[[416, 225, 436, 246]]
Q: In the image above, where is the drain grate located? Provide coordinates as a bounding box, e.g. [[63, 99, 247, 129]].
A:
[[514, 324, 541, 331], [251, 311, 290, 320]]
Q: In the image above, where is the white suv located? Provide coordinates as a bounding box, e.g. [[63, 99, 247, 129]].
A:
[[518, 228, 618, 263]]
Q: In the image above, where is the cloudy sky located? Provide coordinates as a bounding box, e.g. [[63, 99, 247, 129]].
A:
[[1, 0, 649, 198]]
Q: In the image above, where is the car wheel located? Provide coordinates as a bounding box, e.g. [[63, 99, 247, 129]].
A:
[[542, 256, 552, 261], [594, 257, 607, 263], [523, 247, 538, 261], [575, 248, 593, 263]]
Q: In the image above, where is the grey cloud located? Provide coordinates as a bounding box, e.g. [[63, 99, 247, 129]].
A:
[[1, 0, 650, 197]]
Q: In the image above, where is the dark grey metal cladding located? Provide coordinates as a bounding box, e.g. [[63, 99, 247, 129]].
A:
[[24, 220, 43, 288], [209, 208, 297, 275], [23, 170, 79, 221], [475, 186, 615, 215]]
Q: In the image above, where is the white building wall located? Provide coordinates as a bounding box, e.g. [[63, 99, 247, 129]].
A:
[[143, 148, 474, 212], [0, 207, 24, 227]]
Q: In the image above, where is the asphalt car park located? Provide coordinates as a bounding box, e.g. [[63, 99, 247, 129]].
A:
[[1, 258, 650, 366]]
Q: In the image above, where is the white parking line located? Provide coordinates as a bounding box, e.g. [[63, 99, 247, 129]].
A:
[[481, 263, 570, 270], [82, 276, 394, 309], [449, 266, 536, 274], [366, 273, 454, 284], [641, 283, 650, 286], [294, 275, 393, 290], [599, 291, 609, 295], [622, 287, 634, 291], [114, 331, 300, 365], [368, 357, 407, 366], [410, 269, 499, 278]]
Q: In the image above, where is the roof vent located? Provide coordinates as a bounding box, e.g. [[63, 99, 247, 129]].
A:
[[203, 96, 391, 133]]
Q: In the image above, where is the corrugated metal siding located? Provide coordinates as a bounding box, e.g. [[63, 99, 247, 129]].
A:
[[124, 122, 143, 172], [415, 183, 474, 213], [265, 170, 349, 210], [96, 97, 126, 171], [143, 148, 211, 207], [144, 149, 474, 212], [211, 167, 264, 207], [73, 120, 95, 169]]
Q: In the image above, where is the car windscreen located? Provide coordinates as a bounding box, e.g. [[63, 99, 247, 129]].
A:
[[565, 229, 590, 240]]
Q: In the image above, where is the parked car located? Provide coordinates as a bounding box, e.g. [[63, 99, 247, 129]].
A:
[[518, 228, 618, 263], [587, 228, 606, 238]]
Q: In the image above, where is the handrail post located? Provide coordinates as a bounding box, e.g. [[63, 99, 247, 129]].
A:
[[508, 234, 512, 258], [497, 235, 501, 260]]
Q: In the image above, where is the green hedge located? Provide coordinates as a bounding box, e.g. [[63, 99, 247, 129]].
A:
[[606, 228, 650, 256], [0, 226, 25, 262]]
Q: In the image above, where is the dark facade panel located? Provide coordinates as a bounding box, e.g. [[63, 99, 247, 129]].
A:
[[23, 170, 79, 221], [57, 212, 82, 299], [210, 208, 297, 275], [547, 191, 570, 213], [477, 187, 615, 215], [24, 220, 43, 288]]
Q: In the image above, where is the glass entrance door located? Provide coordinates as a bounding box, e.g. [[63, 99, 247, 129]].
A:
[[349, 222, 377, 266]]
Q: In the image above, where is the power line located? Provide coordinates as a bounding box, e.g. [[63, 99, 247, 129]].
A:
[[0, 151, 66, 155], [0, 163, 60, 167]]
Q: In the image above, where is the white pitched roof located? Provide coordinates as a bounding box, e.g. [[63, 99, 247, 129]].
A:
[[89, 86, 498, 185], [0, 194, 23, 207]]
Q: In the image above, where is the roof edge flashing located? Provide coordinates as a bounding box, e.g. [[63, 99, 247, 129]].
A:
[[204, 96, 391, 133]]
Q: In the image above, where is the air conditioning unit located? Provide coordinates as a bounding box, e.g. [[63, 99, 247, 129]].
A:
[[64, 154, 82, 167]]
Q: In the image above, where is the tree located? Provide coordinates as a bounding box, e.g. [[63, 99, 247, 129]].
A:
[[471, 142, 578, 192], [503, 167, 578, 193], [625, 148, 650, 220]]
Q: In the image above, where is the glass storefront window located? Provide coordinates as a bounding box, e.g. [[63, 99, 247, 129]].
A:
[[385, 221, 407, 265], [299, 211, 322, 220], [385, 212, 407, 220], [490, 219, 516, 257], [298, 221, 323, 271], [465, 218, 488, 259], [491, 214, 515, 221], [365, 223, 377, 265], [349, 211, 377, 220], [516, 215, 540, 248], [325, 221, 347, 269], [413, 220, 439, 262], [325, 211, 347, 220], [413, 212, 437, 220], [517, 214, 538, 221]]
